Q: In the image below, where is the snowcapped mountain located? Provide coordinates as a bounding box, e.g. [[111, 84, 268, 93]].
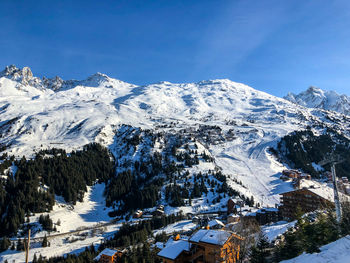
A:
[[285, 86, 350, 116], [0, 65, 349, 207]]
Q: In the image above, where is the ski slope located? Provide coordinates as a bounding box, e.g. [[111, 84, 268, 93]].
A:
[[1, 66, 348, 207]]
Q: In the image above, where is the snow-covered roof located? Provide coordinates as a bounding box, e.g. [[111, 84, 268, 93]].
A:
[[189, 229, 232, 246], [282, 179, 350, 203], [94, 248, 118, 260], [157, 239, 190, 260], [241, 208, 258, 217], [308, 186, 336, 202], [208, 219, 225, 228]]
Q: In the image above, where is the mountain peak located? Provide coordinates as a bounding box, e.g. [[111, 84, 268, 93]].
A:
[[1, 65, 33, 81], [83, 72, 110, 84], [197, 78, 233, 85], [1, 64, 19, 76], [88, 72, 108, 79], [284, 87, 350, 116], [307, 86, 321, 92], [305, 86, 324, 96]]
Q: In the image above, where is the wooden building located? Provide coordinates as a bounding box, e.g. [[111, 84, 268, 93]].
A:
[[281, 169, 301, 179], [280, 187, 334, 220], [157, 230, 242, 263], [133, 209, 143, 218], [157, 239, 191, 263], [189, 229, 242, 263], [255, 208, 282, 225], [207, 219, 225, 230], [95, 248, 123, 263], [227, 199, 237, 215]]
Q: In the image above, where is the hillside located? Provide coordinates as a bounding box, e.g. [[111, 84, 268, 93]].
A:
[[2, 65, 350, 261], [1, 65, 350, 208], [276, 128, 350, 178], [281, 235, 350, 263]]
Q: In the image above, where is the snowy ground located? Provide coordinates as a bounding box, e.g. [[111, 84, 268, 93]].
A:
[[44, 183, 113, 234], [0, 184, 120, 263], [262, 221, 296, 242], [2, 68, 350, 261], [282, 235, 350, 263], [153, 220, 198, 236], [1, 72, 340, 208]]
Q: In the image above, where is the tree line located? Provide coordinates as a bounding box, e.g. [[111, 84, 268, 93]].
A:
[[0, 143, 115, 237], [277, 128, 350, 178]]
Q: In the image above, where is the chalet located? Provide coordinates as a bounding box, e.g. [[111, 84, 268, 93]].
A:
[[227, 199, 236, 215], [281, 170, 312, 182], [188, 229, 242, 263], [95, 248, 122, 263], [133, 210, 143, 218], [281, 169, 301, 179], [157, 230, 242, 263], [207, 219, 225, 230], [157, 238, 192, 263]]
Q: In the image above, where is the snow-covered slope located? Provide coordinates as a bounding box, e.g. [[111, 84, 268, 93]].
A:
[[0, 184, 120, 263], [281, 235, 350, 263], [285, 86, 350, 116], [1, 65, 348, 207]]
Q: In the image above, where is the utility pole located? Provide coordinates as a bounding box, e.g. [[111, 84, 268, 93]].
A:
[[331, 164, 342, 223], [25, 229, 31, 263], [319, 157, 345, 223]]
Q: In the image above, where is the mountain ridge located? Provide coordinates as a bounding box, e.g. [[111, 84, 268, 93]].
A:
[[1, 65, 349, 208], [284, 86, 350, 116], [0, 65, 135, 92]]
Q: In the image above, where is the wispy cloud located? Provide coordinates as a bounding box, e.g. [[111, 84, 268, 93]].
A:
[[191, 1, 292, 78]]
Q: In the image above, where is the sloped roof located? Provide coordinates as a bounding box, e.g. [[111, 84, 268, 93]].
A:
[[157, 239, 190, 260], [189, 229, 232, 246], [282, 179, 350, 203], [94, 248, 118, 261], [208, 219, 225, 228]]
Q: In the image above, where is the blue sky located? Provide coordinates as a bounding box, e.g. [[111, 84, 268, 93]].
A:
[[1, 0, 350, 97]]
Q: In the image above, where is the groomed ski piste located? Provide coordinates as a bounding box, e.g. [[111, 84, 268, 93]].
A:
[[1, 66, 350, 261]]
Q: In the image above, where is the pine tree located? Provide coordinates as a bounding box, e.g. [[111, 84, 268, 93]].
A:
[[250, 234, 270, 263], [16, 238, 24, 251], [0, 236, 11, 252], [42, 234, 48, 247]]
